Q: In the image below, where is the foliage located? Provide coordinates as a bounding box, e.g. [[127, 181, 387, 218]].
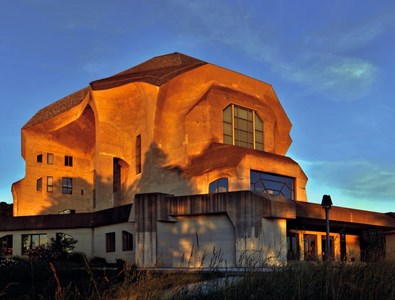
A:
[[2, 258, 395, 299], [27, 236, 78, 261]]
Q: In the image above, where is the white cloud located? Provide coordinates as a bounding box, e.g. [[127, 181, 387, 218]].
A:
[[300, 159, 395, 205]]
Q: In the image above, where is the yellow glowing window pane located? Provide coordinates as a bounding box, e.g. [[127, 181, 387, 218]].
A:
[[223, 123, 232, 135], [223, 105, 232, 122], [223, 104, 264, 150]]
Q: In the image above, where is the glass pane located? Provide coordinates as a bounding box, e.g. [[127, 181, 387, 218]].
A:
[[248, 120, 253, 132], [32, 235, 39, 248], [247, 110, 253, 120], [250, 170, 294, 199], [255, 115, 263, 130], [223, 123, 232, 135], [219, 178, 228, 191], [239, 130, 248, 141], [209, 181, 217, 193], [238, 107, 248, 119], [223, 105, 232, 123], [255, 142, 263, 150], [255, 131, 263, 143], [224, 135, 233, 145], [39, 234, 48, 245], [237, 119, 248, 131]]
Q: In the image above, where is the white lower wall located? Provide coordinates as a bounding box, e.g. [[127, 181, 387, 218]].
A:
[[156, 215, 236, 268], [0, 222, 135, 264]]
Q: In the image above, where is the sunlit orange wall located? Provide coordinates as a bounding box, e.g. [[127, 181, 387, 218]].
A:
[[13, 63, 308, 216]]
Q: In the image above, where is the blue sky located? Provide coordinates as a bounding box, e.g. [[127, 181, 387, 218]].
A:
[[0, 1, 394, 212]]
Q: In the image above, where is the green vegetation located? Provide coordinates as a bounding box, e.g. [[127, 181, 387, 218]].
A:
[[1, 257, 395, 299]]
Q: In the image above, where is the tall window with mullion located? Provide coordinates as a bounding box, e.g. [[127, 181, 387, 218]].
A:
[[223, 104, 263, 150], [62, 177, 73, 194]]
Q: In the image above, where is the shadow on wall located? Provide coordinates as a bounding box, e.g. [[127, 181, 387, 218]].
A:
[[35, 142, 194, 215], [125, 142, 195, 200], [36, 175, 107, 215]]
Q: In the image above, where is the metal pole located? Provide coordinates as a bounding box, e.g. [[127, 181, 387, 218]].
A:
[[325, 208, 330, 261]]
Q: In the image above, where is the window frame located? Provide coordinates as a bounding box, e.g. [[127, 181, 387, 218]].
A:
[[250, 170, 295, 200], [62, 177, 73, 195], [64, 155, 73, 167], [136, 134, 141, 174], [223, 104, 264, 150], [122, 231, 133, 251], [36, 178, 42, 191], [37, 154, 43, 163], [21, 233, 47, 255], [106, 232, 116, 253], [209, 178, 229, 193], [47, 176, 53, 193], [47, 153, 53, 164]]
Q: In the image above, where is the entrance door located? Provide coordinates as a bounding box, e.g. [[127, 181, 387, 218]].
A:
[[304, 234, 317, 261]]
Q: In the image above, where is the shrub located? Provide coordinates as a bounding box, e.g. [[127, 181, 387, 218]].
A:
[[89, 256, 107, 266], [27, 236, 78, 261]]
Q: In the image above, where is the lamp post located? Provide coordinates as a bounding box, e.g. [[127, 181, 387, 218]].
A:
[[321, 195, 332, 262]]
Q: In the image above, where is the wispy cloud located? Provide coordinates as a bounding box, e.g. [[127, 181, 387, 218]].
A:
[[300, 159, 395, 203], [169, 0, 392, 101]]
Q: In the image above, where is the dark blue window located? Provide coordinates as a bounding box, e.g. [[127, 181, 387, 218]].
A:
[[250, 170, 294, 199], [209, 178, 229, 193]]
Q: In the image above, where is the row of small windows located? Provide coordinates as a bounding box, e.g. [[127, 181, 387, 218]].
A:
[[106, 231, 133, 252], [19, 232, 133, 256], [37, 153, 73, 167], [223, 104, 263, 150], [36, 176, 73, 194], [208, 171, 295, 200]]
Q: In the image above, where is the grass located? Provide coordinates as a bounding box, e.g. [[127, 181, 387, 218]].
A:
[[1, 256, 395, 299]]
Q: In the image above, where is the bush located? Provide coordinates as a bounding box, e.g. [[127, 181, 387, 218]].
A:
[[89, 256, 107, 266], [28, 236, 78, 261]]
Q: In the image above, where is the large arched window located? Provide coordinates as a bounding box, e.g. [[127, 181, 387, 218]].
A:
[[223, 104, 263, 150]]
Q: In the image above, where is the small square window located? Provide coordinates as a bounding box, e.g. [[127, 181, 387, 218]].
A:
[[65, 156, 73, 167], [47, 153, 53, 164], [106, 232, 115, 253], [37, 154, 43, 163]]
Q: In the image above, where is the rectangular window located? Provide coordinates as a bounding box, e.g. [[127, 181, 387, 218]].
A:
[[36, 178, 42, 191], [287, 233, 300, 260], [47, 176, 53, 192], [62, 177, 72, 194], [0, 235, 13, 256], [65, 155, 73, 167], [37, 154, 43, 163], [136, 134, 141, 174], [304, 234, 317, 261], [21, 234, 47, 255], [122, 231, 133, 251], [47, 153, 53, 164], [250, 170, 294, 200], [223, 104, 264, 150], [106, 232, 116, 252]]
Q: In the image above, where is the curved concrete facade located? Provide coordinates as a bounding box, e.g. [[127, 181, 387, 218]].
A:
[[12, 52, 307, 217]]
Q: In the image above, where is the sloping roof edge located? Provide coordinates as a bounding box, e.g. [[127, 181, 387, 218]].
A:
[[90, 52, 207, 90], [0, 204, 132, 231], [23, 87, 90, 129]]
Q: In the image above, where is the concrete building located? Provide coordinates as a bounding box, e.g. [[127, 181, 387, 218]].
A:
[[1, 53, 395, 266]]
